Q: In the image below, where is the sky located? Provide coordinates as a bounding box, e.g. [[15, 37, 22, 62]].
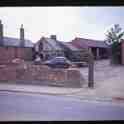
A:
[[0, 7, 124, 43]]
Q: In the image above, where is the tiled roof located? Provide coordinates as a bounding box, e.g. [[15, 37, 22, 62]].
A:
[[36, 37, 63, 51], [1, 37, 34, 48], [45, 38, 63, 51], [57, 41, 79, 51], [71, 37, 109, 49]]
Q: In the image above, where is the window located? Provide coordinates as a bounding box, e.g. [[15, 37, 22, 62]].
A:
[[39, 42, 43, 51]]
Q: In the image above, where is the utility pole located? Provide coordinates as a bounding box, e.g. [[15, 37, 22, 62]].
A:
[[88, 52, 94, 88]]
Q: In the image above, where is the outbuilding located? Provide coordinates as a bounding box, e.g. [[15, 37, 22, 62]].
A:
[[0, 20, 34, 64]]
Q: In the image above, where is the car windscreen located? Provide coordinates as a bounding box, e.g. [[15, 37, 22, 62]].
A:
[[55, 58, 66, 62]]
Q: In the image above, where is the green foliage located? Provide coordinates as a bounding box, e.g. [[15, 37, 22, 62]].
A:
[[106, 24, 124, 45], [105, 24, 124, 65]]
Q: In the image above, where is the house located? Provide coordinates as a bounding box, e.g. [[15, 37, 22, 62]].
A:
[[56, 40, 89, 62], [70, 37, 109, 60], [34, 35, 65, 60], [34, 35, 89, 62], [0, 20, 34, 64]]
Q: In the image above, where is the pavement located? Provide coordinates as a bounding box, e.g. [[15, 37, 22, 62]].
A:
[[0, 83, 84, 95], [0, 82, 116, 103]]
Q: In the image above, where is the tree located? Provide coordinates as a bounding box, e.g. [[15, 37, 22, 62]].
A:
[[105, 24, 124, 65]]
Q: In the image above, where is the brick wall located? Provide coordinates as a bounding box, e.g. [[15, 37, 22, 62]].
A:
[[0, 63, 85, 88], [0, 46, 33, 64]]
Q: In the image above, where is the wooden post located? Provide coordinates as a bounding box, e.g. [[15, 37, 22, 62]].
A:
[[96, 48, 100, 60], [88, 53, 94, 88], [88, 47, 92, 53]]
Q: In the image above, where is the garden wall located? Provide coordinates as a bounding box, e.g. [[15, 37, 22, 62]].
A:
[[0, 63, 85, 88]]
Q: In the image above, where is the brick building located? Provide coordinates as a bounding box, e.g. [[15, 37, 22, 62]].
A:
[[34, 35, 65, 60], [34, 35, 87, 62], [70, 37, 109, 60], [0, 20, 34, 64]]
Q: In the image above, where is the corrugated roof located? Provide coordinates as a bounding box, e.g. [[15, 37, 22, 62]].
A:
[[1, 37, 34, 48], [71, 37, 109, 49]]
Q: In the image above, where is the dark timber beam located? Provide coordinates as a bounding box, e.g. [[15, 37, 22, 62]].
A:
[[88, 53, 94, 88]]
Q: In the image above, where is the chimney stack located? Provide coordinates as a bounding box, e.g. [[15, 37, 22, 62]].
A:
[[50, 35, 57, 40], [20, 24, 25, 47], [0, 20, 4, 46]]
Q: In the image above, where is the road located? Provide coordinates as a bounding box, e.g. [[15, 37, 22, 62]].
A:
[[0, 91, 124, 121]]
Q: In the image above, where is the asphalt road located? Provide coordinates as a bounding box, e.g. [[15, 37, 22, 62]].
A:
[[0, 91, 124, 121]]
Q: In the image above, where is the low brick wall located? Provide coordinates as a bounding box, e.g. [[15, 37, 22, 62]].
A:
[[0, 63, 85, 88]]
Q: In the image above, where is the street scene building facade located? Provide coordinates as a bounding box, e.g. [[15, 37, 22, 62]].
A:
[[2, 19, 124, 88], [34, 35, 87, 62], [34, 35, 65, 61], [0, 20, 111, 65], [70, 37, 109, 60], [0, 20, 34, 64]]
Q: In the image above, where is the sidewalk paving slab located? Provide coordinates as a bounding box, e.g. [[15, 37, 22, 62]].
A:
[[0, 82, 114, 103]]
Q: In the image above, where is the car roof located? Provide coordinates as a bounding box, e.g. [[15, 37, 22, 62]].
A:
[[54, 57, 66, 59], [55, 56, 65, 58]]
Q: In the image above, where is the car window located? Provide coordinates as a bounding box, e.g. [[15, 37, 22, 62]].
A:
[[52, 58, 59, 61], [52, 57, 67, 63], [58, 59, 64, 62]]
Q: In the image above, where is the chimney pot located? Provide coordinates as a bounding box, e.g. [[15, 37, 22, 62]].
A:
[[21, 24, 23, 28], [20, 24, 25, 47]]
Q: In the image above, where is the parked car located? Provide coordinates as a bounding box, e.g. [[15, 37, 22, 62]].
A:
[[44, 56, 72, 68]]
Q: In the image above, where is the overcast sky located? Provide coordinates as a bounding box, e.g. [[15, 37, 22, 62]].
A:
[[0, 7, 124, 42]]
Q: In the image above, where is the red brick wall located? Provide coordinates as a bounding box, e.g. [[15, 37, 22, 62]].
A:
[[0, 63, 84, 88], [0, 46, 33, 64], [0, 65, 16, 81]]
